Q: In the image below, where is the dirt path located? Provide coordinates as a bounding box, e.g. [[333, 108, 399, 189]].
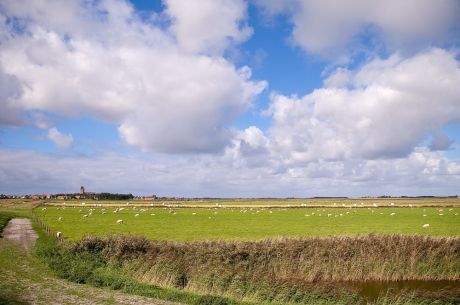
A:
[[0, 218, 185, 305], [2, 218, 38, 251]]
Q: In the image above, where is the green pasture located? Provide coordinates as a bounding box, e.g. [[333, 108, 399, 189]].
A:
[[34, 206, 460, 241]]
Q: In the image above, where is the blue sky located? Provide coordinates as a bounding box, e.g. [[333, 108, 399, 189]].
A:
[[0, 0, 460, 196]]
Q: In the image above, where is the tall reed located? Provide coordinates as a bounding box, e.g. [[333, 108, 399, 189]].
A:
[[69, 234, 460, 303]]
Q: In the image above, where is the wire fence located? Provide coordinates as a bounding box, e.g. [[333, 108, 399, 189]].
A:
[[31, 204, 64, 242]]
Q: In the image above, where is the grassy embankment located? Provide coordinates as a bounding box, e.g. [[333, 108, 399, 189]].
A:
[[28, 230, 460, 305], [35, 206, 460, 240]]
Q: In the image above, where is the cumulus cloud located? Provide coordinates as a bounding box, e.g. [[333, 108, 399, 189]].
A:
[[47, 127, 73, 149], [256, 0, 460, 59], [0, 0, 265, 153], [260, 48, 460, 164], [0, 69, 23, 126], [0, 147, 459, 196], [165, 0, 252, 55], [1, 0, 459, 197]]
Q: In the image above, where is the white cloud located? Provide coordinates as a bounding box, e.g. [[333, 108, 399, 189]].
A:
[[256, 0, 460, 59], [262, 48, 460, 163], [1, 0, 459, 197], [0, 69, 23, 126], [0, 147, 459, 196], [0, 0, 265, 153], [165, 0, 252, 55], [31, 112, 53, 129], [47, 127, 73, 149]]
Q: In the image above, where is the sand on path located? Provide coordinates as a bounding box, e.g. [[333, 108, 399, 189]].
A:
[[2, 218, 38, 251]]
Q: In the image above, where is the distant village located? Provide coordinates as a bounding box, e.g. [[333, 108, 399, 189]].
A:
[[0, 186, 157, 201]]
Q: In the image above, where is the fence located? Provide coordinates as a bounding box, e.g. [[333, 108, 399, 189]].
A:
[[31, 204, 64, 242]]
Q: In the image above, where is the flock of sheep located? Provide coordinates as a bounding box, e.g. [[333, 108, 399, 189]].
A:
[[50, 203, 459, 229]]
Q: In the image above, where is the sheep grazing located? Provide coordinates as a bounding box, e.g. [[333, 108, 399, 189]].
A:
[[116, 219, 123, 224], [390, 213, 396, 216], [83, 214, 88, 218], [134, 213, 139, 217], [56, 232, 62, 238], [58, 217, 62, 221], [423, 224, 430, 228]]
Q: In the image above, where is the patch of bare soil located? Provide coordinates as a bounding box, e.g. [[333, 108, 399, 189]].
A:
[[3, 218, 38, 251]]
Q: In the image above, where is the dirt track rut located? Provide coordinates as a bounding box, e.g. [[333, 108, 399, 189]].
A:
[[3, 218, 38, 251]]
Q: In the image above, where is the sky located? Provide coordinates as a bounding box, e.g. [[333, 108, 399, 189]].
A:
[[0, 0, 460, 197]]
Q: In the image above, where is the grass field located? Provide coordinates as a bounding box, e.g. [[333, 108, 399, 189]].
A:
[[2, 200, 460, 304], [34, 205, 460, 240]]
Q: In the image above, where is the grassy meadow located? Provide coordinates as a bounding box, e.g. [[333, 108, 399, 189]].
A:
[[34, 205, 460, 240], [3, 199, 460, 304]]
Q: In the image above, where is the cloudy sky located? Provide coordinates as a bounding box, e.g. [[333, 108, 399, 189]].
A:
[[1, 0, 460, 197]]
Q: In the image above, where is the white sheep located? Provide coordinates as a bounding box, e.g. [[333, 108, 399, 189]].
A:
[[116, 219, 123, 224], [134, 213, 139, 217], [56, 232, 62, 238], [83, 214, 88, 218], [58, 217, 62, 221], [422, 224, 430, 228]]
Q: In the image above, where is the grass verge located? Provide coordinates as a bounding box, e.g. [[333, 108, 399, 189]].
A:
[[34, 232, 254, 305], [35, 233, 460, 305]]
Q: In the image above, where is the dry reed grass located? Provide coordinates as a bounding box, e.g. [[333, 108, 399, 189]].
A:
[[69, 234, 460, 303]]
